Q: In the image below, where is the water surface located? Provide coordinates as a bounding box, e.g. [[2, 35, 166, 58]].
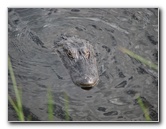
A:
[[8, 8, 158, 121]]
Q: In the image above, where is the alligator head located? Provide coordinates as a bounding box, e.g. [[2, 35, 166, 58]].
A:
[[54, 35, 99, 89]]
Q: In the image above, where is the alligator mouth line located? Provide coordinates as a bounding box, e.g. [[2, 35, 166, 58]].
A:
[[81, 87, 93, 90]]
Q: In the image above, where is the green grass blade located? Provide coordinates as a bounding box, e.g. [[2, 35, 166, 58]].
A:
[[8, 95, 25, 121], [8, 95, 19, 113], [47, 88, 54, 121], [136, 96, 151, 121], [64, 92, 69, 121], [118, 46, 158, 71], [8, 56, 24, 121]]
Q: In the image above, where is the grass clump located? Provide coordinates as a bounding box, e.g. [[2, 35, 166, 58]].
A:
[[8, 56, 70, 121]]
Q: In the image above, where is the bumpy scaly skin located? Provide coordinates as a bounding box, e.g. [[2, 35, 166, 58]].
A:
[[55, 35, 99, 88]]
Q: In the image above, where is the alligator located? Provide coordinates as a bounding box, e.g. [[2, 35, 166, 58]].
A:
[[54, 35, 99, 90]]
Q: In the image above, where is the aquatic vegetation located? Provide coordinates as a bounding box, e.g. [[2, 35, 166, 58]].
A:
[[118, 46, 158, 71], [118, 47, 156, 121], [64, 92, 70, 121], [9, 56, 70, 121], [136, 95, 151, 121], [8, 57, 24, 121]]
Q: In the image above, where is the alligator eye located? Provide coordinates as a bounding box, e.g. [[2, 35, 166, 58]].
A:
[[67, 50, 74, 59]]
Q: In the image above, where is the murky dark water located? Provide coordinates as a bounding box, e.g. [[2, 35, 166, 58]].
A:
[[8, 8, 158, 121]]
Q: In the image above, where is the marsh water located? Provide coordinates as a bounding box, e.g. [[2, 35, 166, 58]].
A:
[[8, 8, 158, 121]]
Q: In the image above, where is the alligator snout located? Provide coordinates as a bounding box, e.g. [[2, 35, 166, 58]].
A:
[[76, 76, 99, 90], [71, 73, 99, 90], [77, 76, 99, 87]]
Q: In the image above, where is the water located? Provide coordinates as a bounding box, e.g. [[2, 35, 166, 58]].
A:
[[8, 8, 158, 121]]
